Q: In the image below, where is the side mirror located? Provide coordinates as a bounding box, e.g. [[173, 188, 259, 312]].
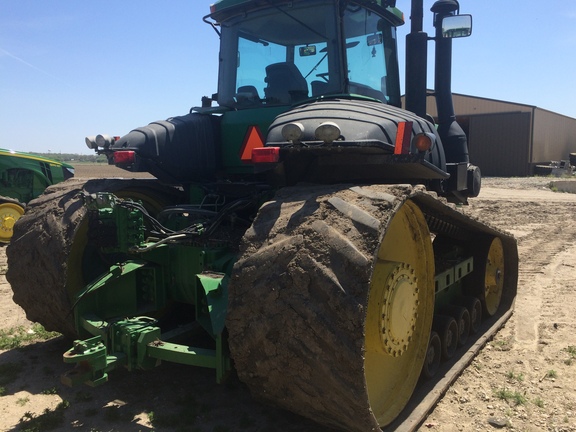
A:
[[441, 14, 472, 38]]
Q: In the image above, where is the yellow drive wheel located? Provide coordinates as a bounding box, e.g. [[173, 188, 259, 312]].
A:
[[365, 200, 435, 426], [0, 202, 25, 243], [481, 237, 505, 316]]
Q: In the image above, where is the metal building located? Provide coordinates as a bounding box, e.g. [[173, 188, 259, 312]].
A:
[[423, 93, 576, 176]]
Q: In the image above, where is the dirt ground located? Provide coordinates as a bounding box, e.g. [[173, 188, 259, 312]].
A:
[[1, 166, 575, 431]]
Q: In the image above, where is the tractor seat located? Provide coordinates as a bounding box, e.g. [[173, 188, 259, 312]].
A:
[[236, 85, 261, 106], [264, 62, 308, 104]]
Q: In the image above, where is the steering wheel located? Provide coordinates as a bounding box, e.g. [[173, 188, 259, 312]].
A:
[[316, 72, 329, 82]]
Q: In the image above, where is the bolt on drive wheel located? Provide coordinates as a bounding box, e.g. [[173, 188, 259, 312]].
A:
[[228, 185, 434, 431], [0, 202, 25, 243], [365, 200, 435, 426]]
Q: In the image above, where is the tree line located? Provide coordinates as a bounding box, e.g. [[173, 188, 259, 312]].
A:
[[32, 153, 108, 163]]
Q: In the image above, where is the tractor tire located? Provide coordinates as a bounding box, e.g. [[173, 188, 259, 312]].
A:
[[6, 178, 180, 339], [228, 184, 436, 431]]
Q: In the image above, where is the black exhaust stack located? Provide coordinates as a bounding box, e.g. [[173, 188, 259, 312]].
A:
[[431, 0, 469, 164], [404, 0, 427, 118]]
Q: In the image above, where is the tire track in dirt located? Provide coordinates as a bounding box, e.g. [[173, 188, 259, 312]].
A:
[[423, 182, 576, 432], [466, 197, 576, 349]]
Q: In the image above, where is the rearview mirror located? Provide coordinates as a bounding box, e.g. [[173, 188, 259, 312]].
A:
[[441, 14, 472, 38], [299, 45, 317, 57], [367, 33, 383, 47]]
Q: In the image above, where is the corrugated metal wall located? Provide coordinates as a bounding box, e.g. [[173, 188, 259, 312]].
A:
[[532, 108, 576, 163], [468, 112, 532, 177], [408, 93, 576, 176]]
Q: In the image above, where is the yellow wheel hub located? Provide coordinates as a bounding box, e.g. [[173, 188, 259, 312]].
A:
[[484, 237, 504, 316], [379, 262, 419, 357], [0, 203, 25, 242], [365, 200, 434, 427]]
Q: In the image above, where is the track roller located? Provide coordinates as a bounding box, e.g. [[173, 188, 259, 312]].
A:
[[422, 331, 442, 379], [442, 305, 470, 347], [461, 296, 482, 334], [433, 315, 458, 360]]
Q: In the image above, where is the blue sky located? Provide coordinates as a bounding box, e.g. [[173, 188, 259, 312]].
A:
[[1, 1, 575, 155]]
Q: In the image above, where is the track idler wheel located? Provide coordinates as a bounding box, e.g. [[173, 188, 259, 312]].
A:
[[228, 186, 435, 431], [472, 237, 505, 317], [422, 331, 442, 379]]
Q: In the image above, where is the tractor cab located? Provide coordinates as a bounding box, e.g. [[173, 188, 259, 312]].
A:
[[206, 0, 478, 200], [90, 0, 477, 201], [208, 0, 404, 108], [206, 0, 440, 185]]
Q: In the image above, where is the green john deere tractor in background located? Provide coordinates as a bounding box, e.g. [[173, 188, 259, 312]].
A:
[[7, 1, 518, 430], [0, 148, 74, 242]]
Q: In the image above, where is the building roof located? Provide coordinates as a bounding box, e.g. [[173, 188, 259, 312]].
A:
[[424, 91, 576, 121]]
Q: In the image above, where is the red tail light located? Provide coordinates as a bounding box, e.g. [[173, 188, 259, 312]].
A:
[[251, 147, 280, 164], [113, 151, 135, 165]]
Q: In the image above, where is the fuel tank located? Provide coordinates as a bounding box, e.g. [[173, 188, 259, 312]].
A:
[[111, 113, 220, 183]]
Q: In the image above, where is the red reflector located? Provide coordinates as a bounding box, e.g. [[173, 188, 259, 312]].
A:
[[251, 147, 280, 164], [113, 150, 135, 165], [394, 121, 413, 155]]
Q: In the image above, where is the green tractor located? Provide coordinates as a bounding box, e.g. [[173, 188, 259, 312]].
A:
[[7, 0, 518, 430], [0, 148, 74, 242]]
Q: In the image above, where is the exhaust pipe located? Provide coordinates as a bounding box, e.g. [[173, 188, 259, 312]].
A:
[[431, 0, 469, 164]]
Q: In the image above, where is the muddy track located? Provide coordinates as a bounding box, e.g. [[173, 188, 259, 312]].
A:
[[228, 184, 411, 432], [228, 183, 517, 432]]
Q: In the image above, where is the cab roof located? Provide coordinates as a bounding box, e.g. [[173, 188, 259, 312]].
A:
[[209, 0, 404, 26]]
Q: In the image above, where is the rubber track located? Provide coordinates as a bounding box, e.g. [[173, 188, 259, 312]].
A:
[[227, 184, 517, 432]]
